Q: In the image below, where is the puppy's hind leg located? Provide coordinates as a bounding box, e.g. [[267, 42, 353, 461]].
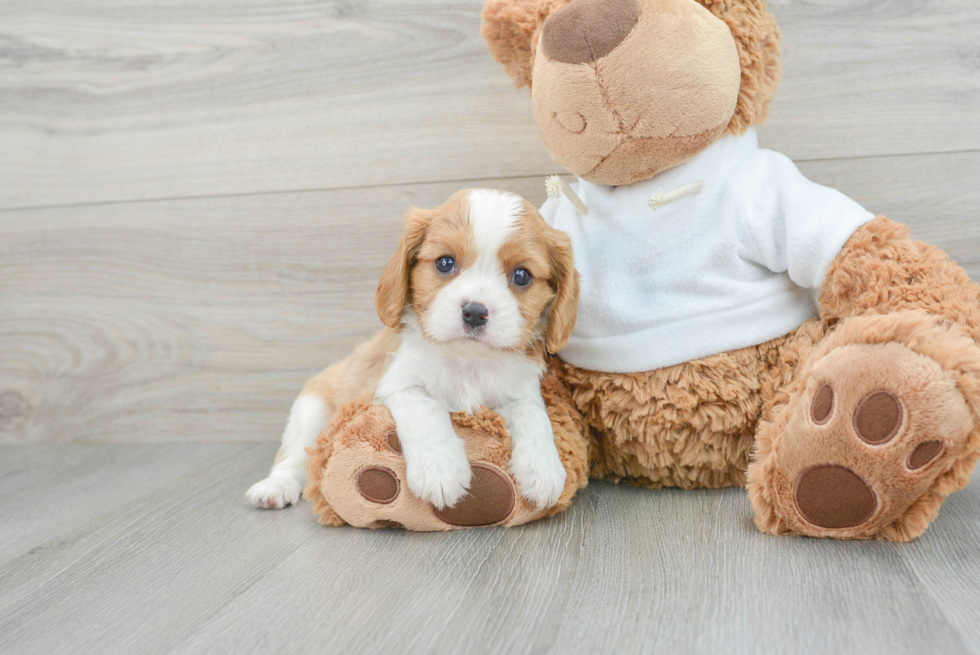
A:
[[246, 395, 329, 509]]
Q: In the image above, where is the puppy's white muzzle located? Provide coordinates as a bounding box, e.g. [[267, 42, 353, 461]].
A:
[[424, 268, 523, 350]]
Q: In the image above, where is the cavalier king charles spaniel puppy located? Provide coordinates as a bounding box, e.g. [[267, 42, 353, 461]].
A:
[[247, 188, 579, 511]]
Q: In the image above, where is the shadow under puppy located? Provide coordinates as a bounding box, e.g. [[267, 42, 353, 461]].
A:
[[247, 188, 580, 516]]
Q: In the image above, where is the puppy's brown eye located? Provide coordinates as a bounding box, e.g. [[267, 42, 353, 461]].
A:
[[512, 268, 532, 287], [436, 256, 455, 274]]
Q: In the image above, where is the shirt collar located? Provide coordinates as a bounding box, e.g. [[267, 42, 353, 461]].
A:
[[572, 127, 759, 213]]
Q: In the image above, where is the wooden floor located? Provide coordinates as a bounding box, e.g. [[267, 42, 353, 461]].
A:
[[0, 444, 979, 654], [2, 0, 980, 652]]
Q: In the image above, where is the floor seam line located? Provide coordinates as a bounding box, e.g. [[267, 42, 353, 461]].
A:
[[2, 148, 977, 214]]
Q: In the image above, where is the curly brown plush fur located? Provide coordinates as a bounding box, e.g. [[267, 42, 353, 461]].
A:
[[698, 0, 781, 135], [819, 217, 980, 339]]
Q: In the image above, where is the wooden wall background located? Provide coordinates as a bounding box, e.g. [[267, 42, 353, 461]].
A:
[[2, 0, 978, 444]]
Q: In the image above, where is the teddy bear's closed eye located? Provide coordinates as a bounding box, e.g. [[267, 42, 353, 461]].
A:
[[553, 111, 587, 134]]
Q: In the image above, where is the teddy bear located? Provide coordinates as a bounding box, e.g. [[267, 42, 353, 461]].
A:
[[477, 0, 980, 541], [306, 0, 980, 540]]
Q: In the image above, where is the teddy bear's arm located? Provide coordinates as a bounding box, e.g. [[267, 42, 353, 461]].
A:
[[819, 216, 980, 341]]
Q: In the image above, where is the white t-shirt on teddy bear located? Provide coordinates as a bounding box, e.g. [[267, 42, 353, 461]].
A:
[[540, 127, 874, 374]]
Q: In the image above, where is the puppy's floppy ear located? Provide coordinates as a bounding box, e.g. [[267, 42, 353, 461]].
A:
[[375, 208, 431, 329], [544, 225, 579, 354], [481, 0, 572, 89]]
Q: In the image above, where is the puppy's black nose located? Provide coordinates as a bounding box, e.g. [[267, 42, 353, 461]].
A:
[[461, 302, 489, 328]]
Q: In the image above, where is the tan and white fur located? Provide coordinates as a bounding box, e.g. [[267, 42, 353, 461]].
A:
[[246, 189, 579, 511]]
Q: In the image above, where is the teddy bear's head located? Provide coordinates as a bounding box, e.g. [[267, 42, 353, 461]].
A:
[[482, 0, 781, 186]]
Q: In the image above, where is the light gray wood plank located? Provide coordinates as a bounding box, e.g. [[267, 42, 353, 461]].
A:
[[800, 151, 980, 273], [2, 151, 978, 445], [762, 0, 980, 164], [171, 482, 978, 655], [0, 443, 248, 563], [1, 445, 977, 654], [0, 177, 546, 445], [897, 480, 980, 654], [170, 487, 603, 655], [0, 444, 321, 655], [1, 0, 977, 208], [547, 485, 969, 655]]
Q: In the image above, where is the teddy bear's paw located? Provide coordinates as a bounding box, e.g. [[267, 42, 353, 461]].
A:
[[320, 425, 519, 530], [766, 341, 975, 540], [431, 463, 516, 527], [246, 474, 302, 509]]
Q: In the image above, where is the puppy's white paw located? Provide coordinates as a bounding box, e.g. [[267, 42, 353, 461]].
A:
[[405, 438, 472, 510], [246, 475, 302, 509], [510, 445, 567, 509]]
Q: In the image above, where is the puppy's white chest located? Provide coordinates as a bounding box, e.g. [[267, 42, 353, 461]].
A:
[[425, 356, 522, 413], [375, 316, 545, 415]]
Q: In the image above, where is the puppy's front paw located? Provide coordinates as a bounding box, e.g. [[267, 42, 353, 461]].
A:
[[510, 445, 566, 509], [246, 475, 302, 509], [405, 439, 472, 510]]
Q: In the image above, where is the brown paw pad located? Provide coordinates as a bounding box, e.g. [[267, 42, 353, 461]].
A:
[[810, 384, 834, 424], [385, 430, 401, 454], [853, 391, 903, 444], [794, 464, 878, 529], [908, 440, 943, 470], [434, 463, 515, 527], [373, 519, 404, 529], [356, 467, 399, 504]]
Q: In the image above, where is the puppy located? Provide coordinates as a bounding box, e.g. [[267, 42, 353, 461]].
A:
[[246, 188, 579, 511]]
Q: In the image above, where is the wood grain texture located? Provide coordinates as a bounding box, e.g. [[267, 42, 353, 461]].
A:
[[0, 443, 246, 562], [2, 151, 978, 445], [0, 444, 321, 655], [1, 444, 977, 655], [1, 0, 978, 208], [178, 485, 975, 655], [898, 481, 980, 649]]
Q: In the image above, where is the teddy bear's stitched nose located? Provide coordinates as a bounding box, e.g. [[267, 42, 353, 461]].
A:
[[541, 0, 641, 64]]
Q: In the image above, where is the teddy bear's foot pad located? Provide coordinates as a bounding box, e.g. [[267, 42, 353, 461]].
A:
[[433, 464, 516, 526], [350, 458, 516, 528], [769, 341, 974, 539], [355, 467, 400, 504], [793, 464, 877, 529]]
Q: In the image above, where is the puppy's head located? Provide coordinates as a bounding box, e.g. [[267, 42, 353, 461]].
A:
[[376, 189, 578, 354]]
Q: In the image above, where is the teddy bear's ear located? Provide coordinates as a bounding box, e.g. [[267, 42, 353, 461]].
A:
[[698, 0, 782, 134], [481, 0, 572, 88]]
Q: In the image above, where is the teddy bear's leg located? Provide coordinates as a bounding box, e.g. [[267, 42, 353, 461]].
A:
[[304, 360, 590, 530], [306, 404, 519, 530], [560, 342, 777, 490], [750, 217, 980, 541], [748, 311, 980, 541]]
